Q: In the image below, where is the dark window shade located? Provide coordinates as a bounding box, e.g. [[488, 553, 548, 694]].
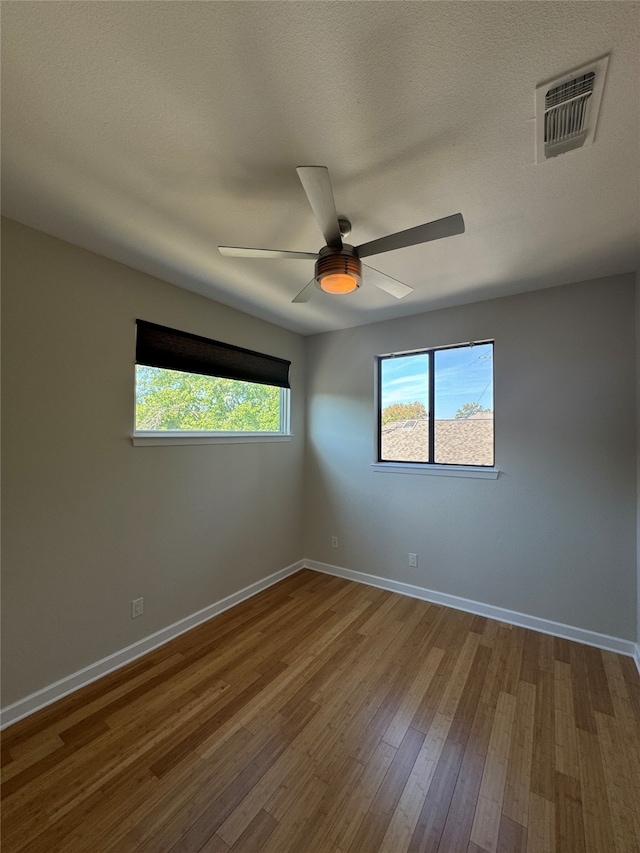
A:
[[136, 320, 290, 389]]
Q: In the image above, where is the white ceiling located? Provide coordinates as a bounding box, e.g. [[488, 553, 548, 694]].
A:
[[2, 2, 639, 335]]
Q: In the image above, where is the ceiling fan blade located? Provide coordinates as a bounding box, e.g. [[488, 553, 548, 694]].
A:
[[363, 264, 413, 299], [356, 213, 465, 259], [296, 166, 343, 249], [292, 278, 317, 303], [219, 246, 318, 260]]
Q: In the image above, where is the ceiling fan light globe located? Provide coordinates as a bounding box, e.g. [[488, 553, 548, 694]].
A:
[[319, 272, 359, 294]]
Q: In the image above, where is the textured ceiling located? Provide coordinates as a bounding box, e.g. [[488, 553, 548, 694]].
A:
[[2, 2, 639, 335]]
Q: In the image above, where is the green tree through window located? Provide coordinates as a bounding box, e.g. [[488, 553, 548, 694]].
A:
[[135, 366, 281, 432], [454, 402, 491, 419], [381, 402, 427, 425]]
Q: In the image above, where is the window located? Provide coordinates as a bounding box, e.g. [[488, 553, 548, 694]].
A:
[[377, 341, 494, 467], [134, 320, 291, 439]]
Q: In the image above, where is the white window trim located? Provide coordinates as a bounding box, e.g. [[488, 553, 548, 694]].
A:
[[371, 462, 499, 479], [132, 432, 292, 447]]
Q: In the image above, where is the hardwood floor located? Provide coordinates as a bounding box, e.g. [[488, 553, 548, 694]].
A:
[[2, 569, 639, 853]]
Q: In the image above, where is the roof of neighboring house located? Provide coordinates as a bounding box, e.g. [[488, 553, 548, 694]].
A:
[[381, 419, 494, 466]]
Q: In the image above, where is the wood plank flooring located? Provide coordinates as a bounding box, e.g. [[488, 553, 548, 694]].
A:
[[2, 569, 639, 852]]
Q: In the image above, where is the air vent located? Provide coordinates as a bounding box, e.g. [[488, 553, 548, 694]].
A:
[[536, 55, 609, 162]]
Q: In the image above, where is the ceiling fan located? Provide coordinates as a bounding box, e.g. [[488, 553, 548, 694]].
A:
[[218, 166, 465, 303]]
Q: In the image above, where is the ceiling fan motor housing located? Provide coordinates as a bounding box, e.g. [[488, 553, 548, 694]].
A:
[[315, 245, 362, 294]]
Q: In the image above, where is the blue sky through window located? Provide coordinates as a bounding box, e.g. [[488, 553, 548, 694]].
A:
[[380, 343, 493, 419]]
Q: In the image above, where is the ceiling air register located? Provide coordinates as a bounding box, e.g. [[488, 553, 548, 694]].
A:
[[536, 55, 609, 162]]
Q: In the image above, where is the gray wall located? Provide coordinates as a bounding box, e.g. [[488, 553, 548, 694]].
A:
[[1, 219, 305, 706], [2, 218, 637, 711], [303, 274, 637, 641]]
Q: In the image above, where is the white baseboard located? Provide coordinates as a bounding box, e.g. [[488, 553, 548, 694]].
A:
[[0, 560, 304, 730], [3, 557, 638, 729], [305, 560, 640, 666]]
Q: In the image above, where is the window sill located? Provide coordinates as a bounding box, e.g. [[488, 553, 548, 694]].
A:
[[132, 432, 292, 446], [371, 462, 499, 479]]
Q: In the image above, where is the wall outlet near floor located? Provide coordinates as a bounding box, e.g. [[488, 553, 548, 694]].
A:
[[331, 536, 339, 549], [131, 597, 144, 618], [408, 553, 418, 567]]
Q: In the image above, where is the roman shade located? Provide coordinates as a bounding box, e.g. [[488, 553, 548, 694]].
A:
[[136, 320, 291, 389]]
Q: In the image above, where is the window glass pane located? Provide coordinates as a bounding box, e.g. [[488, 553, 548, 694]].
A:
[[379, 354, 429, 462], [434, 344, 493, 465], [135, 366, 282, 432]]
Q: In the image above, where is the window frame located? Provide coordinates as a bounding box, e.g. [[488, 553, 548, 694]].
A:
[[374, 340, 497, 475], [132, 383, 291, 445], [132, 321, 292, 444]]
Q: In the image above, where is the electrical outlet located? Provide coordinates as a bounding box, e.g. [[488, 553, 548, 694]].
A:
[[408, 553, 418, 567], [131, 597, 144, 618], [331, 536, 339, 549]]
